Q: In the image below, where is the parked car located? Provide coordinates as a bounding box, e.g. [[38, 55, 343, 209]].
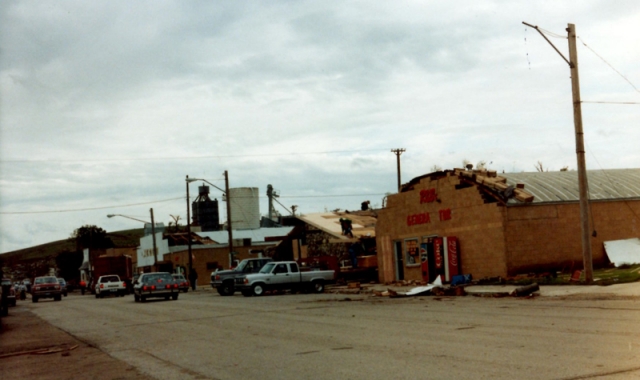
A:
[[31, 276, 62, 302], [236, 261, 335, 297], [95, 275, 127, 298], [133, 272, 179, 302], [1, 278, 16, 307], [57, 278, 68, 297], [210, 258, 273, 296], [172, 274, 190, 293]]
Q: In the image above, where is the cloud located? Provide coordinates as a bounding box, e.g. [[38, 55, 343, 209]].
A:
[[2, 1, 640, 252]]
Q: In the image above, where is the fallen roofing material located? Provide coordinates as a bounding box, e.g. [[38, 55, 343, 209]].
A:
[[374, 276, 443, 297], [604, 238, 640, 267]]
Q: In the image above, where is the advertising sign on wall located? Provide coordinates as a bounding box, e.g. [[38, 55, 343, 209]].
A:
[[136, 233, 169, 268]]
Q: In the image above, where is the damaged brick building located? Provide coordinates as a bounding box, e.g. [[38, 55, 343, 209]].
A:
[[375, 168, 640, 283]]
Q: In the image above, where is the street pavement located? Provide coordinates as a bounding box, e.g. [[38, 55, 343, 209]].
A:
[[2, 283, 640, 380]]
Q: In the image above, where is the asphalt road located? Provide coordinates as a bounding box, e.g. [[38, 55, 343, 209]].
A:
[[22, 289, 640, 380]]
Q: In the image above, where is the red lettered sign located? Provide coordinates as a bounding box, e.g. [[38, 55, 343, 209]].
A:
[[447, 237, 459, 277], [420, 188, 437, 204], [434, 237, 443, 269]]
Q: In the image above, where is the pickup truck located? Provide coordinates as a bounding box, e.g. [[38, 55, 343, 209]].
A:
[[95, 275, 127, 298], [235, 261, 335, 297], [210, 258, 273, 296]]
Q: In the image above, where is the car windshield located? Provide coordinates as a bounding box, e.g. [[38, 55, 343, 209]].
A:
[[100, 276, 120, 283], [143, 273, 172, 283], [259, 262, 276, 274], [35, 277, 57, 284], [236, 260, 249, 272], [1, 279, 11, 286]]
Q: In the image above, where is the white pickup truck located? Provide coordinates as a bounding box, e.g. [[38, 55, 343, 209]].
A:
[[235, 261, 335, 297], [95, 275, 127, 298]]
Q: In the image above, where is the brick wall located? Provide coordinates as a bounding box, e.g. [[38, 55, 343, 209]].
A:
[[164, 245, 258, 287], [377, 171, 640, 282], [505, 199, 640, 275], [376, 172, 509, 282]]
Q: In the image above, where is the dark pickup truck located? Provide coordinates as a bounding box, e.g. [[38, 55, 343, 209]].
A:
[[210, 258, 273, 296]]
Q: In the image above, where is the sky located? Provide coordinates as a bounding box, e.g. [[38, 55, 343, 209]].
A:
[[1, 1, 639, 253]]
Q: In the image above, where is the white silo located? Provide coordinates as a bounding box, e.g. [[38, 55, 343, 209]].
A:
[[228, 187, 260, 230]]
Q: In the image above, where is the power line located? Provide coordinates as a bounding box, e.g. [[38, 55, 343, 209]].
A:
[[578, 36, 640, 93], [582, 100, 640, 105], [0, 193, 388, 215], [0, 149, 389, 164], [0, 197, 184, 215]]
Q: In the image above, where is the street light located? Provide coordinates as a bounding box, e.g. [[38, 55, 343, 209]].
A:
[[107, 209, 158, 271], [186, 171, 234, 269]]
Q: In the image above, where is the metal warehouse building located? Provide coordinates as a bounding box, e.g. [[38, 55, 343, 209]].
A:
[[375, 168, 640, 283]]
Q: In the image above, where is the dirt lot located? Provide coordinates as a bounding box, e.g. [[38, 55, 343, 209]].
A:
[[0, 303, 155, 380]]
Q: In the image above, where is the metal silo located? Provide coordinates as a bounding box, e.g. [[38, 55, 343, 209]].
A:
[[228, 187, 260, 230], [191, 185, 220, 231]]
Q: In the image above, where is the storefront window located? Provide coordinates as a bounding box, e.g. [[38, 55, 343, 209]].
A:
[[404, 238, 419, 266]]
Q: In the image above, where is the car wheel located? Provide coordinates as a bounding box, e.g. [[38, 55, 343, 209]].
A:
[[95, 292, 99, 299], [134, 294, 139, 302], [32, 296, 38, 303], [220, 283, 234, 296], [11, 300, 16, 307], [252, 284, 265, 297], [184, 288, 188, 293], [172, 293, 178, 300], [313, 280, 325, 294], [140, 295, 146, 303], [54, 295, 61, 301]]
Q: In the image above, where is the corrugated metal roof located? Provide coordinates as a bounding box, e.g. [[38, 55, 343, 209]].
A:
[[501, 169, 640, 204], [196, 227, 294, 244]]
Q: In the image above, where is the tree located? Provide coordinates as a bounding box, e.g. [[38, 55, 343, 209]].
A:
[[69, 225, 114, 250], [167, 215, 184, 233], [534, 161, 546, 172]]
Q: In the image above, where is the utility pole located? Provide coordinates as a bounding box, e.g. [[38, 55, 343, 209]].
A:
[[391, 148, 406, 192], [267, 184, 275, 221], [522, 21, 593, 283], [224, 170, 234, 268], [186, 175, 192, 277], [567, 23, 593, 283], [150, 208, 157, 272]]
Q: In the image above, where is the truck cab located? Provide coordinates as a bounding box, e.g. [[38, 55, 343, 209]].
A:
[[210, 258, 273, 296]]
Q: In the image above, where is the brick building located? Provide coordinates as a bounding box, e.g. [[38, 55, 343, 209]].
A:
[[375, 168, 640, 283]]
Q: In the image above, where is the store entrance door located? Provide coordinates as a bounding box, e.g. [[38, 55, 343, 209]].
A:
[[394, 241, 404, 281]]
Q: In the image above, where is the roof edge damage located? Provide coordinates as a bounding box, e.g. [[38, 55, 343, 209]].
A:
[[402, 168, 640, 206]]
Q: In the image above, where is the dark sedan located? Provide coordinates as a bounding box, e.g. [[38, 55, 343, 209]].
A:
[[172, 274, 190, 293], [133, 272, 179, 302]]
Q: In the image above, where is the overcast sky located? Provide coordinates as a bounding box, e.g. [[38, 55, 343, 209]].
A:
[[1, 1, 639, 253]]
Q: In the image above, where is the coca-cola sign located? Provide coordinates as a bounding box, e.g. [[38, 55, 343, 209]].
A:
[[434, 238, 443, 269]]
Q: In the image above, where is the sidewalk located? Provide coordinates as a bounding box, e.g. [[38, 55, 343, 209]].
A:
[[0, 300, 155, 380], [329, 280, 640, 298]]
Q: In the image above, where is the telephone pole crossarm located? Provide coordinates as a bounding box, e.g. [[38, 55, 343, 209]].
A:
[[522, 21, 572, 68]]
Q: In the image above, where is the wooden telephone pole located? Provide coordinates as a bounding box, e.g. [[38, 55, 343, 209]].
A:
[[523, 22, 593, 282], [391, 148, 406, 192]]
